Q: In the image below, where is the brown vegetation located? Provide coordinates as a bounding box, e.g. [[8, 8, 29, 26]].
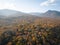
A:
[[0, 17, 60, 45]]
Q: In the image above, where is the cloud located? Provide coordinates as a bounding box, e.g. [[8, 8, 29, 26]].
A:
[[40, 0, 56, 6]]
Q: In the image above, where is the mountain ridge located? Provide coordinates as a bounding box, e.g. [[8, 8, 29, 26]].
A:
[[30, 10, 60, 18], [0, 9, 60, 18]]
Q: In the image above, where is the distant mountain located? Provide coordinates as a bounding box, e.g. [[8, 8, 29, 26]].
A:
[[0, 9, 35, 17], [0, 9, 31, 18], [0, 9, 60, 18], [30, 12, 41, 15], [0, 9, 20, 16], [30, 10, 60, 18], [42, 10, 60, 18]]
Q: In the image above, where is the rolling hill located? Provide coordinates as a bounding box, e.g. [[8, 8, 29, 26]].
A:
[[0, 9, 60, 26]]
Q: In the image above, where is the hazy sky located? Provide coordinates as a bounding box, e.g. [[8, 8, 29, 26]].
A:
[[0, 0, 60, 13]]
